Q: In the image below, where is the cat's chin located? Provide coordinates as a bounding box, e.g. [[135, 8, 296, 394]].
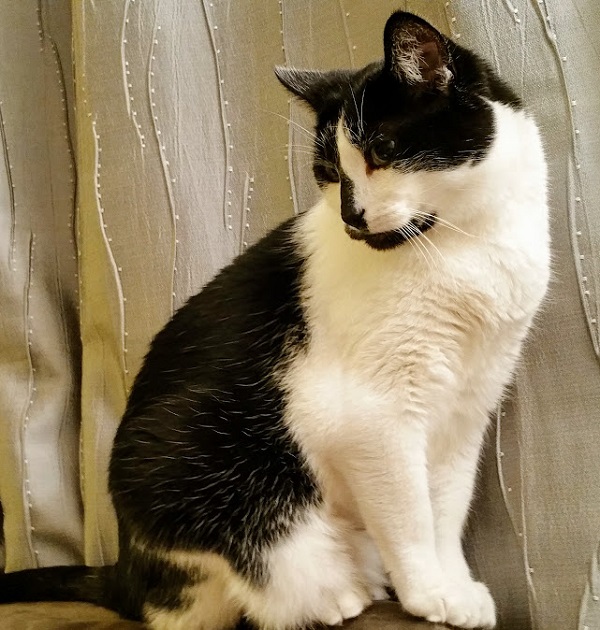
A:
[[345, 214, 436, 251]]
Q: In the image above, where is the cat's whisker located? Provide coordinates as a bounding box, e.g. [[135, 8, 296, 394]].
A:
[[288, 143, 318, 151], [403, 223, 434, 272], [407, 223, 439, 269], [365, 128, 379, 147], [428, 219, 475, 240], [342, 125, 360, 145], [313, 159, 339, 174], [399, 225, 425, 269], [290, 149, 317, 158], [348, 84, 363, 138], [288, 145, 315, 152], [431, 220, 475, 239], [418, 231, 447, 279], [412, 210, 462, 230], [410, 226, 437, 273], [407, 220, 460, 290], [411, 210, 476, 239], [264, 110, 326, 146], [423, 230, 460, 292], [412, 237, 435, 274], [359, 85, 366, 137], [414, 179, 472, 194], [416, 229, 443, 262]]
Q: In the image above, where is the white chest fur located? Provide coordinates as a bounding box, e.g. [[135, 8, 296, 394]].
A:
[[280, 102, 549, 572], [273, 102, 549, 630], [285, 101, 550, 442]]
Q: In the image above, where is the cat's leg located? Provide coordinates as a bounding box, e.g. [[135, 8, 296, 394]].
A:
[[345, 526, 390, 601], [324, 467, 391, 601], [428, 419, 496, 626], [232, 508, 371, 629], [333, 416, 496, 629]]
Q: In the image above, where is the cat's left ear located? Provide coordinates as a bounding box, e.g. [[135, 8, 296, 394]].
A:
[[275, 66, 353, 113], [383, 11, 452, 91]]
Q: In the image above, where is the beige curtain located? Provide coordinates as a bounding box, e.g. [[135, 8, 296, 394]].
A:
[[0, 2, 599, 629]]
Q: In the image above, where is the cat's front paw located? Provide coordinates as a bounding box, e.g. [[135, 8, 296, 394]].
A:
[[400, 578, 496, 629], [317, 589, 371, 626]]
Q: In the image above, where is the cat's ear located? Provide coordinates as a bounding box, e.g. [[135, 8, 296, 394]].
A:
[[383, 11, 452, 91], [275, 67, 352, 113]]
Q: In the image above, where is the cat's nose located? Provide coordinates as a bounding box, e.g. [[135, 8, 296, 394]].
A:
[[341, 205, 367, 230], [340, 173, 368, 231]]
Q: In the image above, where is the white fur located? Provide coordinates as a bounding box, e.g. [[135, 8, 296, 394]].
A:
[[392, 32, 426, 84], [391, 31, 452, 88], [141, 511, 378, 630], [143, 101, 549, 630], [237, 510, 372, 628], [278, 101, 549, 629]]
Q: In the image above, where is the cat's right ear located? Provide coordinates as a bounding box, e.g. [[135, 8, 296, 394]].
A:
[[275, 67, 350, 113], [383, 11, 452, 91]]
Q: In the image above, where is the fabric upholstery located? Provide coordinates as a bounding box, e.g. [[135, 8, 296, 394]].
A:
[[0, 1, 598, 629]]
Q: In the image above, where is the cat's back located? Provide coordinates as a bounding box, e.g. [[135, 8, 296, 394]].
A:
[[125, 215, 307, 413], [109, 215, 319, 552]]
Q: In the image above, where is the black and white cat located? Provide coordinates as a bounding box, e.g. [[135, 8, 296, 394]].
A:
[[0, 11, 549, 630]]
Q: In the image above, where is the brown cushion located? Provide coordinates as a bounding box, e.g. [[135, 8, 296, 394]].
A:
[[0, 601, 449, 629]]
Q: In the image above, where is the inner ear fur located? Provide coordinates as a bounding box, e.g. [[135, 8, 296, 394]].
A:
[[383, 11, 452, 90]]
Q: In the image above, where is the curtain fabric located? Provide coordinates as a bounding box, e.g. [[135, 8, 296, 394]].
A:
[[0, 2, 598, 629]]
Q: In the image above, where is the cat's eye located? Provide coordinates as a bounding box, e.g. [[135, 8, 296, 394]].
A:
[[370, 137, 397, 167], [320, 162, 340, 182]]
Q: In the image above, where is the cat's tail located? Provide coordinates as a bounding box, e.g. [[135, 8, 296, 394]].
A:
[[0, 565, 116, 609]]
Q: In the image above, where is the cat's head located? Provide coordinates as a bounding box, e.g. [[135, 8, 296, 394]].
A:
[[275, 11, 521, 251]]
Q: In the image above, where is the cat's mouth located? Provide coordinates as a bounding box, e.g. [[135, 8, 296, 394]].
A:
[[345, 213, 437, 251]]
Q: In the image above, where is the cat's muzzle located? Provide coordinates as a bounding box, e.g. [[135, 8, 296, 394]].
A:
[[344, 213, 436, 251]]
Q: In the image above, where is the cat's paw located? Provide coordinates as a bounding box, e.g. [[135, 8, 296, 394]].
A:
[[244, 579, 371, 629], [346, 528, 391, 601], [318, 589, 372, 626], [400, 578, 496, 629]]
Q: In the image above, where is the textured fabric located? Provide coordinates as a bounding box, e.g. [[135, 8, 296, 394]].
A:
[[0, 0, 83, 570], [0, 1, 599, 629]]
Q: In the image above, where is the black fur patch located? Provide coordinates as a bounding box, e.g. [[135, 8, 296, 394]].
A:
[[0, 565, 109, 606], [109, 218, 320, 588], [277, 12, 521, 187], [109, 535, 191, 619], [338, 43, 501, 173]]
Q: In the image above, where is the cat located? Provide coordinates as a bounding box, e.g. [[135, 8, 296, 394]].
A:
[[0, 10, 549, 630]]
